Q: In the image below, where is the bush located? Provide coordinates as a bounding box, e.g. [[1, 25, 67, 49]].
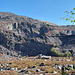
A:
[[64, 51, 72, 57], [51, 48, 56, 52], [69, 67, 73, 70], [52, 43, 59, 47], [51, 48, 62, 56], [50, 47, 65, 57], [52, 43, 58, 47], [58, 53, 65, 57], [56, 33, 61, 36]]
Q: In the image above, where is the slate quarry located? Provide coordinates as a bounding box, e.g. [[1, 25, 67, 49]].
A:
[[0, 12, 75, 56]]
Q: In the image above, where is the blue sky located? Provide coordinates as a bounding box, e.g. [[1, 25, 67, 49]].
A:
[[0, 0, 75, 25]]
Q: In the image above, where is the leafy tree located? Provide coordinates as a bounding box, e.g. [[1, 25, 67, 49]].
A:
[[60, 8, 75, 24]]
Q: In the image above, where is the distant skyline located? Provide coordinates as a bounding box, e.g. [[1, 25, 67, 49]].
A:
[[0, 0, 75, 25]]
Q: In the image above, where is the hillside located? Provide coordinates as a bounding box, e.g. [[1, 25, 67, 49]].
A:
[[0, 12, 75, 56]]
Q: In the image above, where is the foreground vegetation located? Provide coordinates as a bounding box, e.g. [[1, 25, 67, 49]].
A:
[[0, 54, 75, 75]]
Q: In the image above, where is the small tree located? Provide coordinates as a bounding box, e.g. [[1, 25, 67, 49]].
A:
[[61, 8, 75, 24]]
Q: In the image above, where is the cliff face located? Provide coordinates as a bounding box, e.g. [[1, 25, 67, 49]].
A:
[[0, 12, 75, 56]]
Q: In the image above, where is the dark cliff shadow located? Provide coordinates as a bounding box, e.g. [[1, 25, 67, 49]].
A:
[[0, 32, 8, 47], [59, 35, 75, 49], [15, 40, 52, 56]]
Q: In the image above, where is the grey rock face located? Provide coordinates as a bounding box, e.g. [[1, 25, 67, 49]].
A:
[[0, 45, 18, 56], [0, 12, 75, 56]]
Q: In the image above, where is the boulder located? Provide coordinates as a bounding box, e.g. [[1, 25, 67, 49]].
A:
[[39, 63, 45, 66], [53, 71, 57, 74], [57, 66, 62, 70], [20, 67, 28, 72], [36, 69, 40, 72], [68, 64, 73, 68], [32, 65, 36, 68]]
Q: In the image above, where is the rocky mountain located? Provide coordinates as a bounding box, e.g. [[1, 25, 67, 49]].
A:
[[0, 12, 75, 56]]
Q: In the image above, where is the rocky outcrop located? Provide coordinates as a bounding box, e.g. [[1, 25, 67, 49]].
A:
[[0, 12, 75, 56], [0, 45, 18, 56]]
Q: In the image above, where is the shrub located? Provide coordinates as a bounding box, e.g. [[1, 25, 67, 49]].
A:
[[69, 67, 73, 70], [64, 51, 72, 57], [50, 48, 60, 56], [58, 53, 65, 57], [52, 43, 57, 47], [50, 48, 64, 57], [52, 43, 59, 47], [56, 33, 61, 36]]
